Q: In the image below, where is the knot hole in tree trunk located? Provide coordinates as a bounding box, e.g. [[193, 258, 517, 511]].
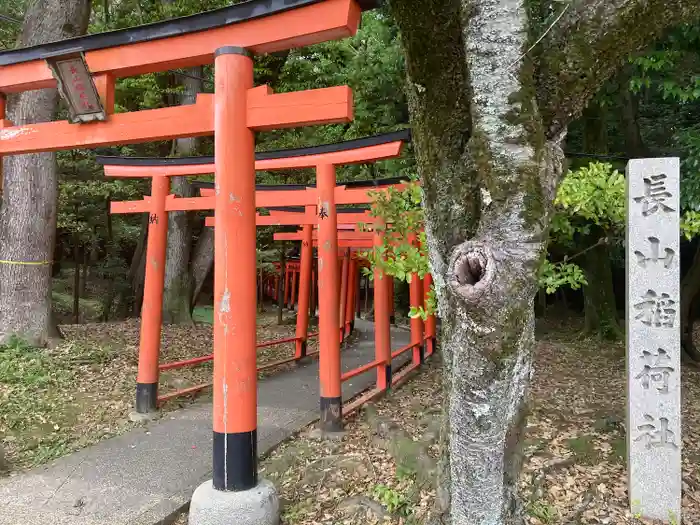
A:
[[448, 244, 494, 302]]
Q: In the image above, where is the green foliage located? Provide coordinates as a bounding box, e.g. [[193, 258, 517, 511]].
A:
[[0, 0, 23, 49], [552, 162, 625, 238], [361, 180, 436, 318], [370, 483, 410, 516], [539, 163, 623, 294], [538, 260, 587, 295], [526, 501, 558, 524], [630, 25, 700, 103], [681, 210, 700, 240]]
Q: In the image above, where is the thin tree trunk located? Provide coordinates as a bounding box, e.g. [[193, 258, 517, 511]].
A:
[[73, 237, 80, 325], [681, 242, 700, 361], [580, 103, 621, 338], [581, 237, 622, 340], [126, 215, 149, 317], [162, 66, 202, 324], [0, 0, 92, 346], [189, 225, 214, 310], [80, 248, 88, 298], [619, 65, 649, 158], [102, 199, 116, 321]]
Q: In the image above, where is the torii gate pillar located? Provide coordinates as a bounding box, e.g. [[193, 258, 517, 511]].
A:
[[191, 47, 278, 525]]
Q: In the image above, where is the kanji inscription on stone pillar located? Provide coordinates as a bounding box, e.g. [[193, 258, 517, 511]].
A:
[[627, 158, 681, 522]]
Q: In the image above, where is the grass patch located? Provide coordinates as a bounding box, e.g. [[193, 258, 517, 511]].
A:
[[565, 434, 600, 465], [527, 500, 558, 524], [0, 338, 78, 469], [610, 437, 626, 464], [0, 337, 125, 472], [52, 290, 104, 321], [192, 306, 214, 324]]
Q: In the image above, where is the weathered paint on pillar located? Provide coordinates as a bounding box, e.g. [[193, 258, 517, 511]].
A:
[[317, 163, 342, 431], [339, 249, 350, 342], [626, 158, 681, 521], [212, 47, 257, 492], [423, 273, 437, 356], [135, 175, 170, 414], [295, 221, 313, 359], [373, 226, 392, 391]]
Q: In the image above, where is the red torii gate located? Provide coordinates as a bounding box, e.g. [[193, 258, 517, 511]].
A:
[[275, 228, 437, 354], [98, 132, 409, 431], [0, 0, 377, 504]]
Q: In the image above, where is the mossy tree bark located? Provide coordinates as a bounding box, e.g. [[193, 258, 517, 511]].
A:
[[390, 0, 700, 523], [0, 0, 91, 346]]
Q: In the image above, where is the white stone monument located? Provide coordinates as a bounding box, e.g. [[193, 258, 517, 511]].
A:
[[627, 158, 682, 522]]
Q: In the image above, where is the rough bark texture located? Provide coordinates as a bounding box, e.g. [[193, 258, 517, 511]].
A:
[[189, 226, 215, 310], [0, 0, 92, 346], [619, 66, 649, 158], [161, 67, 201, 324], [390, 0, 700, 523]]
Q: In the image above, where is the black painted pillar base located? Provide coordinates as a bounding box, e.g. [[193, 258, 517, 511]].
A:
[[389, 315, 396, 325], [135, 382, 158, 414], [299, 340, 307, 358], [383, 365, 392, 391], [419, 343, 425, 364], [320, 396, 343, 432], [213, 430, 257, 491]]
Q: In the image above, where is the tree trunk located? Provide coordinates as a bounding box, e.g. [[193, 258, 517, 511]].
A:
[[619, 65, 649, 158], [580, 103, 622, 339], [125, 215, 149, 317], [162, 67, 202, 324], [80, 249, 88, 298], [390, 2, 700, 522], [0, 0, 92, 346], [162, 175, 194, 324], [73, 237, 80, 325], [189, 225, 214, 310], [101, 199, 116, 321], [392, 1, 564, 522], [681, 242, 700, 361], [581, 237, 622, 340]]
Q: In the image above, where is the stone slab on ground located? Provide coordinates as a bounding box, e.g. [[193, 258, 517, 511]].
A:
[[0, 320, 413, 525]]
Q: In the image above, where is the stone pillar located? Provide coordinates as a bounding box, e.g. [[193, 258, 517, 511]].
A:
[[626, 157, 681, 522]]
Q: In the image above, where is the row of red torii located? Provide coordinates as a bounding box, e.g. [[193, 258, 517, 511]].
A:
[[96, 129, 437, 429]]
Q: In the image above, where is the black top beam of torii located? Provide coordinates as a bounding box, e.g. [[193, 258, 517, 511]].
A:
[[95, 128, 411, 166], [0, 0, 379, 66]]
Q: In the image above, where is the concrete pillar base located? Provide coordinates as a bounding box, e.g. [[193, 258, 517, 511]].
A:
[[189, 479, 279, 525], [128, 410, 160, 423]]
